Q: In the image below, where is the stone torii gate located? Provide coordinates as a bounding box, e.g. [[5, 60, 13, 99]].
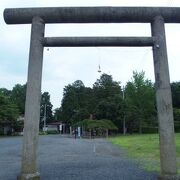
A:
[[3, 7, 179, 180]]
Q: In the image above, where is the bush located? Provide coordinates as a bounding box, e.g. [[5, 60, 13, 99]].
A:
[[47, 130, 58, 134], [75, 119, 118, 130], [141, 126, 158, 134], [39, 131, 48, 135]]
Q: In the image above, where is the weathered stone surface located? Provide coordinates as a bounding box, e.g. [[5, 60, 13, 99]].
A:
[[4, 7, 180, 24], [17, 172, 40, 180], [19, 16, 45, 179], [43, 37, 154, 47], [151, 15, 177, 176]]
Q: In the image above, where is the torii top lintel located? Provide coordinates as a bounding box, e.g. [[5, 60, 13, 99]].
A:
[[4, 6, 180, 24]]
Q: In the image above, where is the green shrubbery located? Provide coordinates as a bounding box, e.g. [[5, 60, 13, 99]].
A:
[[39, 130, 59, 135], [39, 131, 48, 135], [47, 130, 59, 134], [75, 119, 118, 130], [141, 126, 158, 134]]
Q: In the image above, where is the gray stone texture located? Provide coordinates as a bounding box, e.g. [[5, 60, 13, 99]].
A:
[[19, 16, 45, 179], [43, 37, 154, 47], [4, 7, 180, 24], [151, 16, 177, 177]]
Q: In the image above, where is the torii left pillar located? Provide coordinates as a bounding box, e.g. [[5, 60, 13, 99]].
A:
[[18, 16, 45, 180]]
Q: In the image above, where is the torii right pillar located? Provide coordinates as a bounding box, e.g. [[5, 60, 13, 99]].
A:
[[151, 16, 178, 180]]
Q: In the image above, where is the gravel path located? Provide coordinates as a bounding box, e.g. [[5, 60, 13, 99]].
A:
[[0, 135, 157, 180]]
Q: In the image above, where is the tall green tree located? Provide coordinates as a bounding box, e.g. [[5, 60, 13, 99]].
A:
[[0, 84, 26, 134], [61, 80, 90, 124], [93, 73, 122, 101], [10, 84, 26, 114], [94, 95, 123, 128], [93, 74, 123, 128], [125, 71, 156, 133], [40, 92, 53, 126], [171, 82, 180, 108], [53, 108, 61, 121], [0, 88, 11, 97], [0, 93, 19, 132], [171, 82, 180, 132]]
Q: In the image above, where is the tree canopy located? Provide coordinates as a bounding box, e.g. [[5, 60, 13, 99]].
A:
[[0, 92, 19, 133], [75, 119, 118, 130], [125, 71, 156, 133], [10, 84, 26, 114], [40, 92, 53, 123], [1, 70, 180, 134], [0, 84, 53, 133], [59, 72, 159, 134]]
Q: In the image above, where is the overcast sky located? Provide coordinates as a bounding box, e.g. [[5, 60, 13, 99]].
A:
[[1, 0, 180, 109]]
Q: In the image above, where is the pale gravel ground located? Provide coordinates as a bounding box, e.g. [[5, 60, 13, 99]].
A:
[[0, 135, 158, 180]]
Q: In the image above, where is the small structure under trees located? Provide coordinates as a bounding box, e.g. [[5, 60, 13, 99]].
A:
[[75, 119, 118, 138]]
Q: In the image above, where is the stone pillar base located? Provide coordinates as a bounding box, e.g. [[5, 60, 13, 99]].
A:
[[158, 174, 180, 180], [17, 172, 40, 180]]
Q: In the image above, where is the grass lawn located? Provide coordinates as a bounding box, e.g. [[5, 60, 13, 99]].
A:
[[109, 133, 180, 173]]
